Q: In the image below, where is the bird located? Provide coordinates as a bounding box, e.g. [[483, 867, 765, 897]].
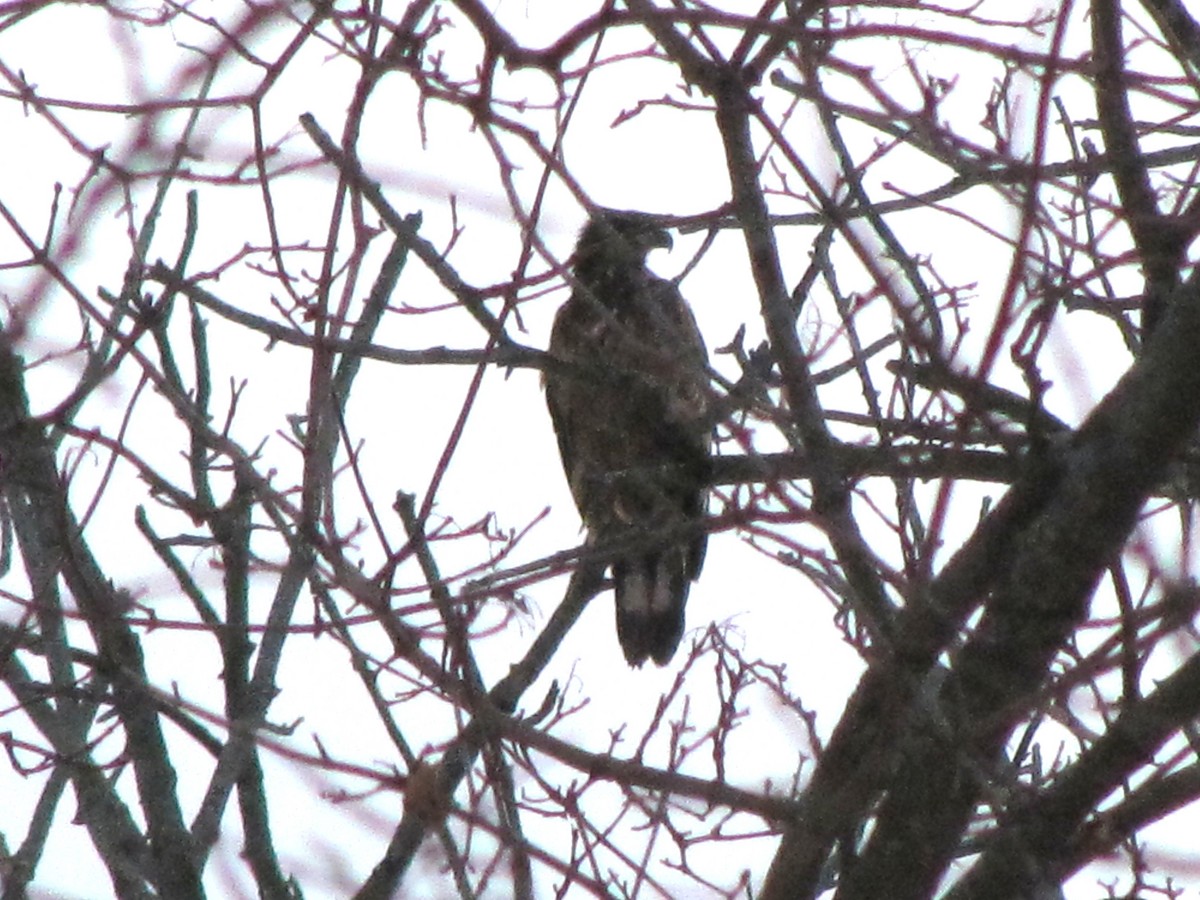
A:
[[544, 209, 711, 666]]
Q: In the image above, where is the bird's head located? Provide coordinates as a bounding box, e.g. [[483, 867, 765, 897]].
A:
[[575, 209, 673, 269]]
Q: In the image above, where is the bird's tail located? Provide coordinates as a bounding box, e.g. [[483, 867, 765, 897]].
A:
[[614, 548, 689, 667]]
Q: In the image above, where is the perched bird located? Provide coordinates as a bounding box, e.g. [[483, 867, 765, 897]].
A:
[[544, 210, 711, 666]]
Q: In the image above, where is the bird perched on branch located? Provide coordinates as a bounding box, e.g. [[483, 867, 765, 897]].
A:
[[544, 210, 711, 666]]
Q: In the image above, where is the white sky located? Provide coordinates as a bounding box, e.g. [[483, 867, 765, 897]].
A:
[[1, 1, 1196, 898]]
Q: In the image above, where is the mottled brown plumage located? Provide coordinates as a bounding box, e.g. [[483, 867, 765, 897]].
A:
[[544, 210, 710, 666]]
